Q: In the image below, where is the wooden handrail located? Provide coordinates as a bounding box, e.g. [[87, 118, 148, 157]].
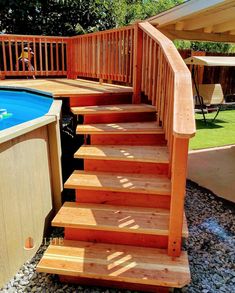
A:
[[139, 22, 195, 138], [136, 22, 195, 257], [70, 25, 134, 39], [1, 34, 69, 40]]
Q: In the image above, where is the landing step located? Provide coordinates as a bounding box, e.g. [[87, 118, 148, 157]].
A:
[[36, 240, 190, 288], [76, 122, 163, 135], [52, 202, 188, 237], [71, 104, 156, 115], [74, 145, 169, 164], [64, 170, 171, 195]]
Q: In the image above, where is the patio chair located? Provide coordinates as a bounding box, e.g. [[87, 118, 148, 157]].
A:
[[193, 83, 224, 122]]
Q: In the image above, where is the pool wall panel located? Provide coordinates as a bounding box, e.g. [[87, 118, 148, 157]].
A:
[[0, 101, 62, 287]]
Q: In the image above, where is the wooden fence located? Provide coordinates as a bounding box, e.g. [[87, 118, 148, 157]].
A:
[[68, 26, 134, 83], [0, 35, 68, 78]]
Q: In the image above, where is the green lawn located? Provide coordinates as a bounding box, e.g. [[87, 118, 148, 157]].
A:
[[189, 110, 235, 150]]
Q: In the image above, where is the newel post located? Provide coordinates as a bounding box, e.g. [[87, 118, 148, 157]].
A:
[[132, 23, 143, 104], [168, 136, 189, 257], [67, 38, 77, 79]]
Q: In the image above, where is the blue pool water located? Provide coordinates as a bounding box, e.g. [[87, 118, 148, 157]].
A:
[[0, 90, 53, 131]]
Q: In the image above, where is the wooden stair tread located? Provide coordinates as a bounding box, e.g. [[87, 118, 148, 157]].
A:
[[52, 202, 188, 237], [76, 122, 163, 134], [71, 104, 156, 115], [36, 240, 190, 288], [64, 170, 171, 195], [74, 145, 169, 163]]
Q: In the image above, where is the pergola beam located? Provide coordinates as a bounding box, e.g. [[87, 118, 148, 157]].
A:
[[160, 29, 235, 43], [213, 20, 235, 33], [182, 8, 235, 31]]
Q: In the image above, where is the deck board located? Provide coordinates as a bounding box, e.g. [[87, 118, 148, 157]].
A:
[[0, 78, 133, 98], [52, 202, 188, 237], [36, 240, 190, 288], [71, 104, 155, 115], [64, 170, 171, 195], [75, 145, 169, 163], [76, 122, 164, 135]]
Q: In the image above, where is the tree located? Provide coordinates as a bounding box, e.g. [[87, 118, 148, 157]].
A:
[[0, 0, 184, 36]]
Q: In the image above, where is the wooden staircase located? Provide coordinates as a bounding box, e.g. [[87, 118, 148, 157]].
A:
[[37, 96, 191, 292]]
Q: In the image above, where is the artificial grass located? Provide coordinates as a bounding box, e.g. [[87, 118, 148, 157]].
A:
[[189, 109, 235, 150]]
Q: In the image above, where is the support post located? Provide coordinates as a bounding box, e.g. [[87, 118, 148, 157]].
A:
[[168, 136, 189, 257], [67, 39, 77, 79], [132, 23, 143, 104], [47, 118, 63, 213]]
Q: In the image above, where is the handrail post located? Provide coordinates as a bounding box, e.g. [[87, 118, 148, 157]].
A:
[[67, 39, 77, 79], [168, 136, 189, 257], [132, 23, 143, 104]]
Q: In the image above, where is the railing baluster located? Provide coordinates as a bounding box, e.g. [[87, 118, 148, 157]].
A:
[[45, 39, 48, 76], [33, 38, 37, 74], [39, 38, 43, 75], [1, 40, 7, 74], [8, 38, 13, 72], [50, 42, 53, 73], [15, 40, 19, 72], [156, 49, 162, 125], [151, 42, 157, 106], [147, 38, 153, 101], [129, 28, 134, 84], [141, 33, 146, 92], [55, 40, 59, 74], [21, 39, 25, 73], [62, 40, 65, 74], [133, 24, 143, 103]]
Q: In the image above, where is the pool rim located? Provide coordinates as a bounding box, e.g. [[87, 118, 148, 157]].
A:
[[0, 86, 62, 144]]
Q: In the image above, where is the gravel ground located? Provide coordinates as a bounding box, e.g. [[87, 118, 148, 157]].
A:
[[0, 181, 234, 293]]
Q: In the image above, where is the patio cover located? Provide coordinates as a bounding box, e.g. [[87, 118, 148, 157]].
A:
[[147, 0, 235, 43], [184, 56, 235, 66]]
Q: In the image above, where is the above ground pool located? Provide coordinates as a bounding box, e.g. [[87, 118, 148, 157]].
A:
[[0, 88, 53, 131]]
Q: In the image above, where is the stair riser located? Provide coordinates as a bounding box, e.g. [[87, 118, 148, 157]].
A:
[[84, 159, 169, 175], [64, 228, 168, 249], [70, 93, 132, 107], [83, 112, 156, 124], [59, 276, 170, 292], [90, 134, 167, 145], [76, 190, 171, 209]]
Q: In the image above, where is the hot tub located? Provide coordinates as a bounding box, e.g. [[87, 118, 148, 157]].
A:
[[0, 87, 62, 287]]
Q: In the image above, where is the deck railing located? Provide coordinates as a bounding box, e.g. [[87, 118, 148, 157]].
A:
[[0, 35, 68, 77], [0, 23, 195, 257], [68, 26, 134, 83], [133, 22, 195, 256]]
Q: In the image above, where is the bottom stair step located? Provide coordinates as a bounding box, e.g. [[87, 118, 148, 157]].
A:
[[37, 240, 190, 289]]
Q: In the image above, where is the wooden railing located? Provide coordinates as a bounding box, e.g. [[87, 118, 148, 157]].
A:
[[133, 22, 195, 257], [0, 24, 195, 257], [0, 35, 68, 78], [68, 26, 134, 83]]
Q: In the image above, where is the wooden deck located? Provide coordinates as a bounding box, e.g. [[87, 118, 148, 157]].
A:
[[0, 78, 133, 98]]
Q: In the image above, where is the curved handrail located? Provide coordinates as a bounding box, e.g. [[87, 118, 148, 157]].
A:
[[139, 22, 195, 138]]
